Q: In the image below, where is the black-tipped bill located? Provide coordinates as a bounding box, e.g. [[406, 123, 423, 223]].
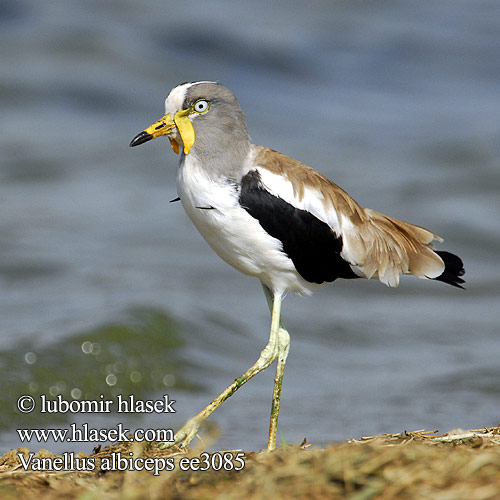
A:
[[129, 131, 154, 147]]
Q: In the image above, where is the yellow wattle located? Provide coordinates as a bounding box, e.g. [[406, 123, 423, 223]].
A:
[[174, 112, 195, 155], [169, 138, 180, 154]]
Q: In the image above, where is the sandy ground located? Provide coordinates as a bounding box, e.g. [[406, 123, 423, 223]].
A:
[[1, 426, 500, 500]]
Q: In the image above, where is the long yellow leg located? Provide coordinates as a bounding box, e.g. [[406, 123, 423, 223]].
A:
[[262, 285, 290, 451], [162, 286, 283, 450], [268, 325, 290, 451]]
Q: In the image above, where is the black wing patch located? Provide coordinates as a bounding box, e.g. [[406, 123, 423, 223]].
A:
[[239, 170, 358, 284]]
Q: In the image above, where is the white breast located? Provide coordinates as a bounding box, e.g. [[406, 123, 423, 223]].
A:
[[176, 155, 318, 295]]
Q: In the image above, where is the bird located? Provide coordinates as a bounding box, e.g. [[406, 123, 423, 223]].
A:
[[129, 81, 465, 452]]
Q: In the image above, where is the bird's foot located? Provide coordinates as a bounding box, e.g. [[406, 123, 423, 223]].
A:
[[158, 415, 202, 450]]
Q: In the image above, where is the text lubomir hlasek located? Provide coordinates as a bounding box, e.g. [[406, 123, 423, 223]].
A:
[[39, 394, 176, 413]]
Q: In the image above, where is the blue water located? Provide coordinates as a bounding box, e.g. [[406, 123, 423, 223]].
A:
[[1, 0, 499, 454]]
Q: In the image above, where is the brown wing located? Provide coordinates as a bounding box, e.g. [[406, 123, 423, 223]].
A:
[[254, 146, 445, 286]]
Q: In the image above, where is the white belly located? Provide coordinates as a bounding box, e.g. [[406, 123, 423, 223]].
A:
[[176, 157, 317, 295]]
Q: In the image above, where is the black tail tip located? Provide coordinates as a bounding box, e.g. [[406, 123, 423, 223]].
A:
[[433, 250, 466, 289]]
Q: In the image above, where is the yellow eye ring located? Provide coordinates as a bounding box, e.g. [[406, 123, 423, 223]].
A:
[[193, 99, 209, 114]]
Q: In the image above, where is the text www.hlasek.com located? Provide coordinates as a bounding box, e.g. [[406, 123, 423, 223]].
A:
[[17, 423, 173, 443]]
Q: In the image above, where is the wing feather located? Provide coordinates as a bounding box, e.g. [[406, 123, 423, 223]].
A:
[[253, 145, 445, 287]]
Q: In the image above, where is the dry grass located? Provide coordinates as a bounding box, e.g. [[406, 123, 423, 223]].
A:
[[1, 426, 500, 500]]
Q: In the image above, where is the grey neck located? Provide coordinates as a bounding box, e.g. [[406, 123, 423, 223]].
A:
[[185, 136, 251, 182]]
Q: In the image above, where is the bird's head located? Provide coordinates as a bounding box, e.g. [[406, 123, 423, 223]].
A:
[[130, 81, 249, 160]]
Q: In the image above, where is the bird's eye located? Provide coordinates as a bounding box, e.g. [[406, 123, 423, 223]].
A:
[[193, 99, 209, 114]]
